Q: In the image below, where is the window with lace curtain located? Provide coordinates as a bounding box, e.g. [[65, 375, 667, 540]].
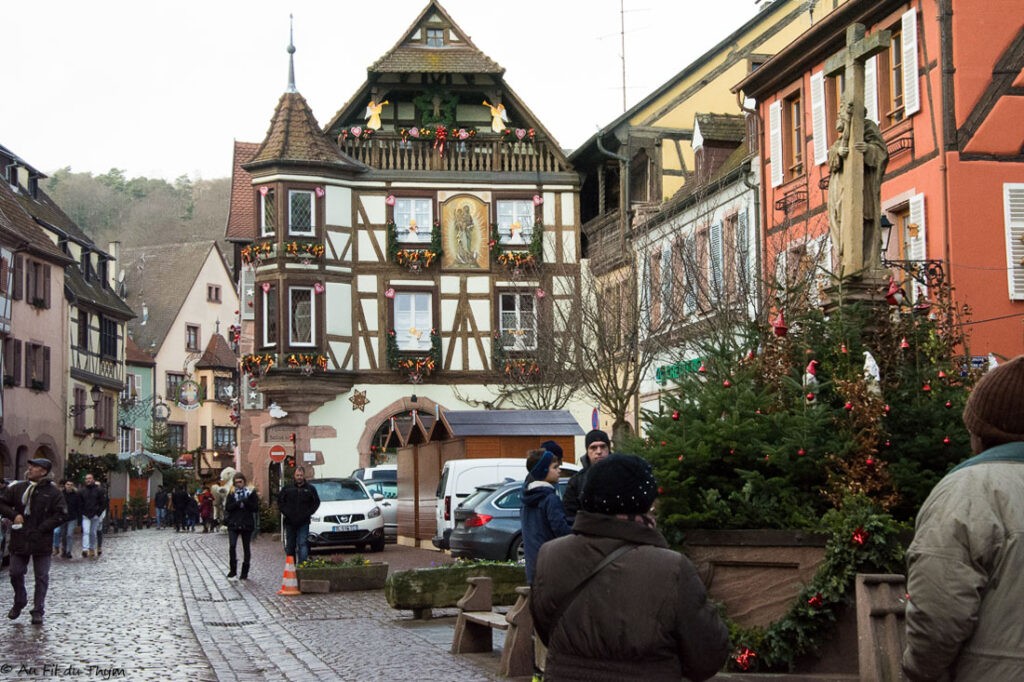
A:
[[289, 287, 314, 346]]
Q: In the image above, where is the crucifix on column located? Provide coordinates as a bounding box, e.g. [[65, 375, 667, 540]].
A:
[[824, 23, 891, 278]]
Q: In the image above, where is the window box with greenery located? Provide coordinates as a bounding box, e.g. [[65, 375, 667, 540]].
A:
[[491, 219, 543, 275], [284, 240, 325, 264], [240, 240, 276, 267], [296, 555, 388, 592], [282, 352, 329, 375], [386, 329, 440, 382], [491, 333, 540, 380], [387, 220, 442, 272], [240, 353, 276, 378]]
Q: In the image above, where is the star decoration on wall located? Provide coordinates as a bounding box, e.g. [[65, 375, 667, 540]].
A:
[[349, 389, 370, 412]]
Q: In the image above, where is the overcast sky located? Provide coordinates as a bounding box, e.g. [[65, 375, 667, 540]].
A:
[[3, 0, 761, 181]]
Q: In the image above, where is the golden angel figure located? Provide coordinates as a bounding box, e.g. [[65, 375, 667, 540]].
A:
[[365, 99, 390, 130], [482, 100, 508, 133]]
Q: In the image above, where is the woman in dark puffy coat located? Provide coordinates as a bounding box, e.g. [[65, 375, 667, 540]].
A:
[[224, 473, 259, 580], [530, 455, 729, 682]]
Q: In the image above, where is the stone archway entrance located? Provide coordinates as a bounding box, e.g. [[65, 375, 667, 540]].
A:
[[356, 396, 444, 469]]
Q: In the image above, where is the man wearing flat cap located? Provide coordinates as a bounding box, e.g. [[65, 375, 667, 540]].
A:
[[903, 356, 1024, 681], [0, 458, 67, 625], [561, 429, 611, 521], [530, 454, 729, 682]]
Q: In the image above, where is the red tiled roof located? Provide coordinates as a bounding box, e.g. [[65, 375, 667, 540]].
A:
[[245, 92, 363, 172], [225, 141, 259, 241], [196, 333, 237, 370], [125, 336, 156, 366], [0, 182, 72, 265]]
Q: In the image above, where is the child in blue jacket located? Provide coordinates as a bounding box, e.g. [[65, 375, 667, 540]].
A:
[[521, 448, 572, 584]]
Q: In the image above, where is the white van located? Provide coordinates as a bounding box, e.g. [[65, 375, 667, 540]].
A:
[[432, 458, 524, 549]]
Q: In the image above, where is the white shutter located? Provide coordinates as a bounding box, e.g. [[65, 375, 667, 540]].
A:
[[241, 267, 255, 321], [710, 222, 724, 297], [683, 235, 697, 315], [865, 56, 879, 124], [769, 101, 783, 188], [810, 71, 828, 166], [737, 209, 750, 277], [902, 9, 920, 117], [640, 256, 652, 331], [908, 193, 928, 297], [1004, 184, 1024, 300]]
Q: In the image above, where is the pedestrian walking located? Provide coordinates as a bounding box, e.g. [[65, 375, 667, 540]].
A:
[[55, 481, 82, 559], [154, 485, 169, 529], [171, 485, 189, 533], [530, 454, 729, 682], [225, 473, 258, 580], [198, 486, 214, 533], [561, 429, 611, 521], [185, 492, 199, 532], [78, 473, 107, 559], [277, 467, 320, 565], [0, 458, 68, 625], [902, 355, 1024, 681]]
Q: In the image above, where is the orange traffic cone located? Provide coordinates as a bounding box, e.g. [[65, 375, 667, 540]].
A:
[[277, 555, 301, 596]]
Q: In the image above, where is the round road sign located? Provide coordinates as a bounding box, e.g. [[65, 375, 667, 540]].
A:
[[269, 444, 287, 463]]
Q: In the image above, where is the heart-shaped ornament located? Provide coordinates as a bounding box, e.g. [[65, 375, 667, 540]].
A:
[[458, 128, 470, 140], [532, 194, 543, 206], [515, 128, 527, 140], [385, 194, 396, 206], [259, 186, 270, 196], [384, 287, 395, 299], [313, 282, 325, 294], [535, 288, 546, 299], [315, 187, 325, 198], [261, 282, 271, 293], [351, 126, 363, 138], [409, 127, 420, 138]]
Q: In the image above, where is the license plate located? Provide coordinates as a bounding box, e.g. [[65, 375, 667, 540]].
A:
[[332, 524, 358, 532]]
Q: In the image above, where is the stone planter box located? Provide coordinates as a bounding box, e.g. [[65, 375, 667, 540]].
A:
[[296, 562, 388, 592], [385, 563, 526, 618]]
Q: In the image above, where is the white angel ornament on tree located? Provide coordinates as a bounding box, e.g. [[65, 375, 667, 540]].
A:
[[863, 351, 882, 396]]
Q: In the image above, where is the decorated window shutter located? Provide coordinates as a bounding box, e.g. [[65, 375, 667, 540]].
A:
[[683, 235, 697, 315], [865, 57, 880, 124], [908, 193, 928, 297], [241, 267, 255, 321], [769, 101, 783, 187], [710, 221, 724, 297], [902, 9, 920, 116], [1003, 184, 1024, 300], [810, 71, 828, 166], [12, 255, 22, 300]]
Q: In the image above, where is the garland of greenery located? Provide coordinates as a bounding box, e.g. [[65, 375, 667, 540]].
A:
[[722, 496, 906, 672], [489, 218, 544, 266], [387, 220, 443, 268]]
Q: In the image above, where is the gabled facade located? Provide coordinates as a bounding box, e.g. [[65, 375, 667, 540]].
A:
[[735, 0, 1024, 359], [121, 241, 239, 477], [229, 1, 587, 498], [0, 144, 75, 479]]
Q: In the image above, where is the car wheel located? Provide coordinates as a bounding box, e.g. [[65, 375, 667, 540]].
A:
[[508, 535, 524, 562]]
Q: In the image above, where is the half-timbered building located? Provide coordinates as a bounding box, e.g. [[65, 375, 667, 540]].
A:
[[228, 1, 585, 497]]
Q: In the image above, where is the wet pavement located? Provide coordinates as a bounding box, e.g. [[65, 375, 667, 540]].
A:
[[0, 528, 521, 681]]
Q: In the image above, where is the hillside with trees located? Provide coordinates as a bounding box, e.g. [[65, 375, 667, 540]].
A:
[[45, 168, 232, 265]]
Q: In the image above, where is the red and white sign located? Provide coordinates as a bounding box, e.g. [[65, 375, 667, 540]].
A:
[[269, 444, 287, 463]]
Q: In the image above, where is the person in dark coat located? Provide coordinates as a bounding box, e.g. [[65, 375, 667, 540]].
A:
[[0, 458, 67, 625], [154, 485, 169, 530], [224, 473, 259, 580], [521, 448, 572, 584], [78, 473, 106, 558], [561, 429, 611, 521], [530, 454, 729, 682], [55, 480, 82, 558], [277, 466, 320, 564], [171, 485, 190, 533]]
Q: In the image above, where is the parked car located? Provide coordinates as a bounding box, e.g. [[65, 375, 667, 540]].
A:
[[432, 458, 526, 550], [448, 466, 578, 562], [362, 479, 397, 543], [307, 478, 385, 553], [351, 464, 397, 482]]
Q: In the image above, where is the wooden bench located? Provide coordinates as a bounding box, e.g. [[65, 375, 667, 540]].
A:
[[451, 577, 534, 677], [855, 573, 907, 682]]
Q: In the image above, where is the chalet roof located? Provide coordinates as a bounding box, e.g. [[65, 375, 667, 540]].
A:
[[369, 1, 504, 75], [694, 113, 747, 145], [64, 259, 135, 320], [443, 410, 585, 437], [0, 182, 72, 265], [196, 333, 236, 370], [122, 241, 221, 355], [569, 0, 798, 164], [245, 91, 365, 173], [125, 336, 156, 367], [225, 141, 259, 242]]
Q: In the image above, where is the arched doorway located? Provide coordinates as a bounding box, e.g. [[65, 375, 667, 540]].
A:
[[357, 395, 444, 467]]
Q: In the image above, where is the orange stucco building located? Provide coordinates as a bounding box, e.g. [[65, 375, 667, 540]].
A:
[[736, 0, 1024, 359]]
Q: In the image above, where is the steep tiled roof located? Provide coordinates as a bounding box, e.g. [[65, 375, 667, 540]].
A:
[[369, 1, 504, 74], [196, 333, 237, 370], [125, 336, 156, 367], [13, 188, 93, 245], [245, 92, 364, 172], [122, 241, 218, 355], [226, 141, 259, 242], [0, 182, 72, 265], [694, 113, 747, 144], [65, 261, 135, 319]]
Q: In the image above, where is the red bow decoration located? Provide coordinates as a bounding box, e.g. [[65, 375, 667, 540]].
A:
[[807, 593, 824, 608], [735, 648, 757, 671], [851, 527, 869, 546]]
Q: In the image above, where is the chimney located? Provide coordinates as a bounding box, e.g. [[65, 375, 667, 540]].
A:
[[107, 241, 121, 291]]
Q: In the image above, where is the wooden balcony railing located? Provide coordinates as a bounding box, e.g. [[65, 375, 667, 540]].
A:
[[71, 347, 124, 386], [337, 135, 569, 174]]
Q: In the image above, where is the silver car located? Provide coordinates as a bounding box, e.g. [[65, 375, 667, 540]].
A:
[[362, 479, 397, 543]]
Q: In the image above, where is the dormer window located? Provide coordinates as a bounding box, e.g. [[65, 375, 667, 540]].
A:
[[6, 164, 16, 186], [80, 249, 91, 279], [426, 28, 444, 47]]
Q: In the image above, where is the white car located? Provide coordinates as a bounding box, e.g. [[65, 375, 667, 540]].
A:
[[307, 478, 386, 553]]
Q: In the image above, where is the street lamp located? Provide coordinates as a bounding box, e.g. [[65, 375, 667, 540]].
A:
[[68, 384, 102, 417], [880, 215, 945, 287]]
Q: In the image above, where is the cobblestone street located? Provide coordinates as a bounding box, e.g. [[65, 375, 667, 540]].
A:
[[0, 529, 516, 682]]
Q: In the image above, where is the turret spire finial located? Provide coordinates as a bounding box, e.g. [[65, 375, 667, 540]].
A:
[[287, 14, 297, 93]]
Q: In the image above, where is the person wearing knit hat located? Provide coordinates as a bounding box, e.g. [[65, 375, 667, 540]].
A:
[[530, 453, 728, 681], [561, 429, 611, 521], [521, 448, 572, 585], [0, 458, 67, 625], [903, 355, 1024, 681], [538, 440, 563, 461]]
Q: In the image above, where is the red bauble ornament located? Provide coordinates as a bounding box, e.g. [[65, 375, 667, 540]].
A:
[[698, 363, 707, 374], [657, 486, 665, 495], [900, 337, 910, 350], [844, 401, 853, 411], [660, 441, 667, 446], [866, 457, 875, 467], [922, 383, 932, 392], [851, 527, 869, 545], [943, 436, 951, 445], [671, 410, 680, 421], [797, 448, 806, 456], [808, 593, 824, 608], [840, 343, 848, 354], [729, 449, 735, 455], [938, 370, 947, 379], [884, 404, 891, 413], [806, 392, 816, 402], [884, 440, 891, 448], [677, 455, 683, 461], [945, 400, 952, 409], [722, 379, 732, 388]]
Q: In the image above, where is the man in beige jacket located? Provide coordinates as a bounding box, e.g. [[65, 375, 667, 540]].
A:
[[903, 356, 1024, 681]]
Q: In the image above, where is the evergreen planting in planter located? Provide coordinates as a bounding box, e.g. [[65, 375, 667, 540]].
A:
[[296, 556, 388, 592], [385, 561, 525, 617]]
